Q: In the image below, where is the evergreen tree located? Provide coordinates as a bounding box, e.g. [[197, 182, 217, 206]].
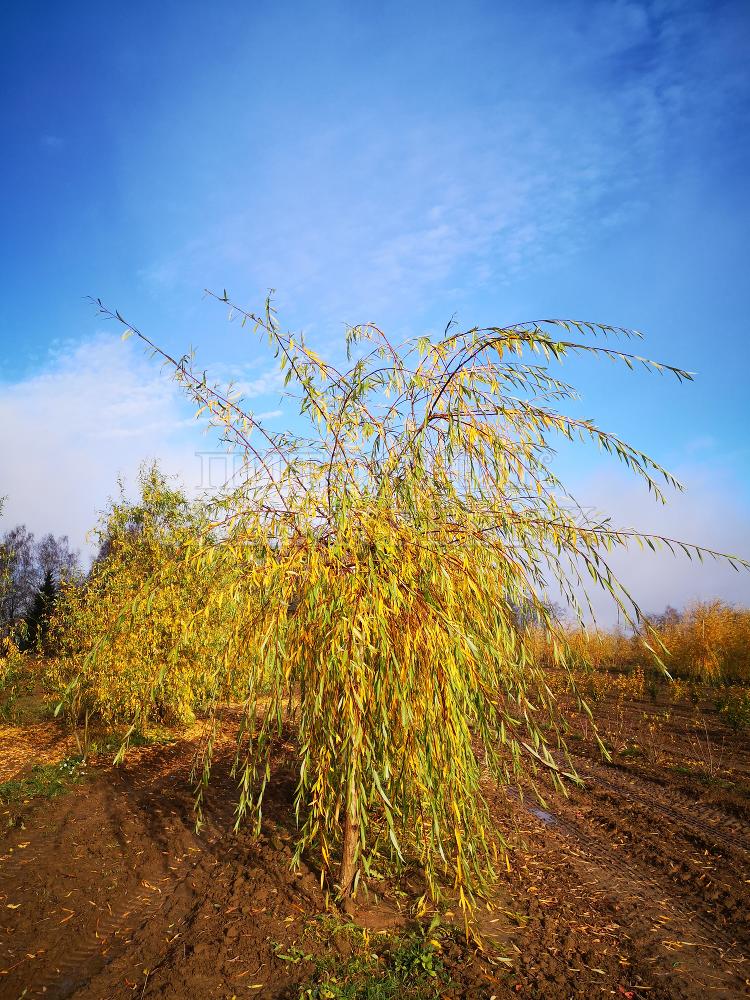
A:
[[0, 524, 79, 644], [23, 569, 57, 653]]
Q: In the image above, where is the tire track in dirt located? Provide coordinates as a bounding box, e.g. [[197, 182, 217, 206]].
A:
[[1, 739, 217, 999], [1, 753, 324, 1000], [2, 711, 289, 1000], [561, 804, 745, 951], [24, 863, 197, 999], [67, 770, 326, 1000], [518, 789, 749, 997], [8, 730, 300, 1000], [575, 756, 750, 859]]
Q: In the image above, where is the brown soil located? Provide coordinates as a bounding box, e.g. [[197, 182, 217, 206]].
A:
[[0, 720, 75, 784], [1, 694, 748, 1000]]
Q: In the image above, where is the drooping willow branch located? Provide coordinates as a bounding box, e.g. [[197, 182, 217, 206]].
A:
[[54, 290, 748, 920]]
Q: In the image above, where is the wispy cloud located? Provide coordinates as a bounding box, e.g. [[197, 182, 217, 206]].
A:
[[0, 336, 202, 552], [135, 1, 748, 327]]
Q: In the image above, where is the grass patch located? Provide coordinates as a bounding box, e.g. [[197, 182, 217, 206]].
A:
[[669, 764, 736, 790], [297, 917, 451, 1000], [0, 756, 85, 805]]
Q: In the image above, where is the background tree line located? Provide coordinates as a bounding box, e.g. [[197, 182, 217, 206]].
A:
[[0, 501, 79, 652]]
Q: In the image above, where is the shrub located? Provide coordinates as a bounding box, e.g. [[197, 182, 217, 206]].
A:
[[0, 637, 25, 721], [715, 689, 750, 732], [45, 465, 250, 727], [657, 602, 750, 684]]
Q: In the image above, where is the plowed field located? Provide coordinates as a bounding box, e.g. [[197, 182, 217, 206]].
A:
[[1, 692, 748, 999]]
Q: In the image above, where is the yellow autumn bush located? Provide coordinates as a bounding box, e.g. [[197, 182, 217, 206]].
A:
[[654, 601, 750, 683], [530, 601, 750, 690], [45, 465, 259, 727]]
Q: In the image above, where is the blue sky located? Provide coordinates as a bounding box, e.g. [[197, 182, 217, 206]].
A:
[[1, 0, 749, 616]]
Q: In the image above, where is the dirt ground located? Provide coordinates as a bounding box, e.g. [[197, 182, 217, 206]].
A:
[[1, 693, 748, 1000]]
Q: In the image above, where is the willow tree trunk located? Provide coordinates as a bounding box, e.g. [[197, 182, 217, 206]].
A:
[[339, 768, 359, 906]]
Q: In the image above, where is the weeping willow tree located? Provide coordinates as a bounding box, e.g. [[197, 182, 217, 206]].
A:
[[57, 291, 747, 916]]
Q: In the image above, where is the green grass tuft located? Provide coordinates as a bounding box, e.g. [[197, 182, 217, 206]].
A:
[[298, 921, 449, 1000], [0, 756, 85, 804]]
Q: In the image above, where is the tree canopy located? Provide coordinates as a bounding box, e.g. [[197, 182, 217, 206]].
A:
[[50, 292, 749, 918]]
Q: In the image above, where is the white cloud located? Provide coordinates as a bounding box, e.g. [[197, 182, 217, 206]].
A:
[[0, 335, 204, 556], [0, 336, 303, 559], [233, 370, 285, 401]]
